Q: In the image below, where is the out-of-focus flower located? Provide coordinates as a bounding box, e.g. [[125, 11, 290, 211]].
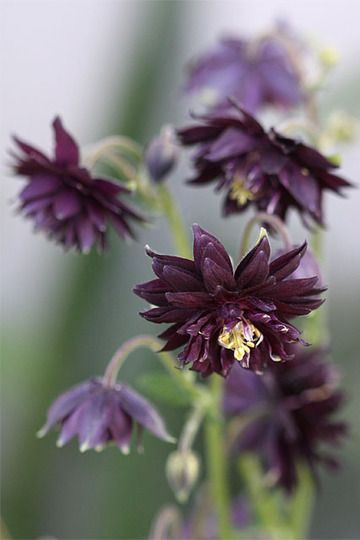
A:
[[178, 104, 351, 226], [145, 126, 179, 183], [184, 28, 303, 113], [38, 377, 174, 453], [12, 117, 145, 252], [134, 224, 324, 376], [224, 348, 347, 492]]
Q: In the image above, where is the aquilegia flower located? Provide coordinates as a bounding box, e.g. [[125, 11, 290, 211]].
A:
[[184, 29, 303, 113], [38, 377, 173, 453], [134, 224, 324, 376], [178, 104, 351, 226], [12, 117, 145, 252], [224, 347, 347, 492]]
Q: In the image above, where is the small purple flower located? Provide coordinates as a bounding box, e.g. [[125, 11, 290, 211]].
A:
[[38, 377, 174, 453], [11, 117, 145, 252], [224, 348, 347, 492], [178, 104, 351, 227], [134, 224, 324, 377], [145, 126, 179, 183], [185, 30, 303, 113]]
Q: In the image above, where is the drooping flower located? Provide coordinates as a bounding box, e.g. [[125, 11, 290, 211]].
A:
[[224, 347, 347, 492], [134, 224, 324, 376], [178, 104, 351, 226], [38, 377, 174, 453], [184, 28, 304, 113], [145, 126, 179, 183], [12, 117, 145, 252]]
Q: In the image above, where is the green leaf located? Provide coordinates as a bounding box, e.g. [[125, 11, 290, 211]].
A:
[[136, 371, 192, 408]]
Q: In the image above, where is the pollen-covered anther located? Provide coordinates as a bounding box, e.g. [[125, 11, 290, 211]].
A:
[[229, 177, 254, 206], [218, 320, 263, 362]]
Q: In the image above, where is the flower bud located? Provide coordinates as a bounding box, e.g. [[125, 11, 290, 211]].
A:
[[145, 126, 179, 183], [319, 46, 340, 69], [166, 450, 200, 503]]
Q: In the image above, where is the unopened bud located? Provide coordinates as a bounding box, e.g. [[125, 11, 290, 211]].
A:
[[145, 126, 179, 183], [319, 46, 339, 69], [166, 450, 200, 503]]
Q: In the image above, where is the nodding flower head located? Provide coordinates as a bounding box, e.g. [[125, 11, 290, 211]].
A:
[[134, 224, 325, 377], [178, 104, 351, 227], [184, 27, 304, 113], [38, 377, 174, 453], [12, 117, 145, 252]]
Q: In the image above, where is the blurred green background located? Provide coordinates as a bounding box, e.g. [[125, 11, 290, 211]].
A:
[[1, 1, 360, 538]]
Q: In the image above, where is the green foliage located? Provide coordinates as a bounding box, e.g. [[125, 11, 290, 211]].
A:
[[137, 371, 193, 408]]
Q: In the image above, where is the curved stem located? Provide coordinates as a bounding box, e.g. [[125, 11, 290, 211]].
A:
[[205, 377, 232, 540], [83, 136, 143, 168], [239, 212, 292, 259], [149, 505, 182, 540], [102, 334, 197, 398], [157, 184, 192, 259], [178, 404, 205, 453]]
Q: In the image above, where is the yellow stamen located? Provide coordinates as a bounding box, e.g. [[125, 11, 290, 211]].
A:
[[229, 178, 254, 206], [218, 320, 262, 362]]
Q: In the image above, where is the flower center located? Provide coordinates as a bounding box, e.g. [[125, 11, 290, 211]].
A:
[[218, 320, 263, 361], [229, 178, 254, 206]]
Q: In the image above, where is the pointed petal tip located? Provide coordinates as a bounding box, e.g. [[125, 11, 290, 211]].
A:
[[79, 441, 91, 453], [36, 426, 47, 439], [120, 445, 130, 455]]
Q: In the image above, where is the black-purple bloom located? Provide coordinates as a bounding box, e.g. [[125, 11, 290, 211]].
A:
[[145, 126, 179, 183], [178, 104, 351, 226], [134, 225, 324, 377], [38, 377, 174, 453], [185, 31, 303, 113], [224, 348, 347, 492], [12, 117, 145, 252]]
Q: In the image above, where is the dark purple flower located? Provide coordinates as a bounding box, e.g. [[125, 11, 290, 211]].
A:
[[12, 117, 145, 252], [224, 348, 347, 492], [185, 31, 303, 114], [38, 377, 174, 453], [134, 224, 324, 377], [145, 126, 179, 183], [178, 104, 351, 227]]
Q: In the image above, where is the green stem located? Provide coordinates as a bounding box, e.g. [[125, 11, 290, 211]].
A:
[[103, 334, 198, 399], [205, 377, 232, 540], [239, 212, 292, 259], [157, 184, 192, 258], [289, 465, 315, 540]]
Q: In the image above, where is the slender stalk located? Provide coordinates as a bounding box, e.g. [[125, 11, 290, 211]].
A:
[[205, 377, 232, 540], [289, 465, 315, 540], [178, 405, 205, 453], [102, 334, 198, 398], [157, 184, 192, 258], [239, 212, 292, 259]]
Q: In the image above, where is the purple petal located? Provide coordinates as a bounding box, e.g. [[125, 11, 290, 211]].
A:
[[19, 174, 61, 201], [118, 385, 174, 442], [53, 190, 82, 220], [53, 117, 80, 166]]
